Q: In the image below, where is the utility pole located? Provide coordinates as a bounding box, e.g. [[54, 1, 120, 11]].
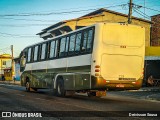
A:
[[128, 0, 133, 24], [11, 45, 14, 81]]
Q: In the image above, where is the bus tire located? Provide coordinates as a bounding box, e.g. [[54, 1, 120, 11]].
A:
[[56, 78, 66, 97], [31, 88, 37, 91], [26, 82, 30, 92], [87, 91, 96, 97], [51, 81, 56, 96]]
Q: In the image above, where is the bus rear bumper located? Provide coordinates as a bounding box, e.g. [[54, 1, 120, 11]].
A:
[[91, 76, 143, 90], [105, 78, 143, 90]]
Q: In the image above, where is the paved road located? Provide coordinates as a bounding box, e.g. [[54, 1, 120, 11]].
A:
[[0, 83, 160, 120], [107, 88, 160, 101]]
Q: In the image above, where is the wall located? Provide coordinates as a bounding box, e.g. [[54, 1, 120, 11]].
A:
[[145, 46, 160, 56], [151, 15, 160, 46]]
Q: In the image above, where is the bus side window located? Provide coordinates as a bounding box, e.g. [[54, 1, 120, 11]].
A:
[[33, 45, 39, 61], [54, 40, 58, 58], [59, 37, 66, 57], [27, 48, 32, 62], [87, 29, 93, 52], [46, 42, 50, 59], [65, 36, 69, 56], [49, 41, 55, 58], [69, 34, 76, 55], [82, 31, 88, 52], [75, 32, 82, 54], [41, 43, 46, 60]]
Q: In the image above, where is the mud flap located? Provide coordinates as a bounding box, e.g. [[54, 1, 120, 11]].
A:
[[96, 90, 106, 97]]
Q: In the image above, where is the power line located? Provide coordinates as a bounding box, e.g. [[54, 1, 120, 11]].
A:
[[32, 2, 127, 13], [134, 0, 160, 5], [143, 6, 160, 13], [0, 17, 59, 22], [0, 4, 126, 17], [0, 8, 101, 16], [0, 47, 10, 51], [133, 9, 150, 20], [0, 46, 11, 55], [0, 35, 37, 38], [133, 7, 151, 20], [0, 24, 53, 27], [0, 32, 37, 38]]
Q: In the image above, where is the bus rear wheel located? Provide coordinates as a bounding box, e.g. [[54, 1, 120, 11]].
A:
[[56, 79, 66, 97], [87, 91, 96, 97], [26, 82, 30, 92]]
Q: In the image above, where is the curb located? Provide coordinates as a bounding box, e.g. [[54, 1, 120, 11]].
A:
[[0, 80, 20, 85], [140, 87, 160, 92]]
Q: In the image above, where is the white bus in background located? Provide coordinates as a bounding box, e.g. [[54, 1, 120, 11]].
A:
[[19, 23, 145, 97]]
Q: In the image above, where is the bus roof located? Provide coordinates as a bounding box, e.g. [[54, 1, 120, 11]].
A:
[[22, 22, 143, 51]]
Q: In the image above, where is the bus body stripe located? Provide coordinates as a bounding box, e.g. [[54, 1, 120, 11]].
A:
[[25, 54, 92, 71]]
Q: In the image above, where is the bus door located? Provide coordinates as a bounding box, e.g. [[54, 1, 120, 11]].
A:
[[20, 51, 26, 73]]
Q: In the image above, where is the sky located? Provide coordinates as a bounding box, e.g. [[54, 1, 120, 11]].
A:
[[0, 0, 160, 57]]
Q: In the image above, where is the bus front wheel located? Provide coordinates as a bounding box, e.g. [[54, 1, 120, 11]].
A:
[[56, 78, 66, 97]]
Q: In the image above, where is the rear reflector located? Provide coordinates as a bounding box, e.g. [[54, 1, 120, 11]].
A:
[[95, 69, 100, 72], [95, 73, 99, 76], [95, 65, 100, 68]]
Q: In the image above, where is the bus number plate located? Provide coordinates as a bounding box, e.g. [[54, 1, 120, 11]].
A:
[[116, 84, 124, 87]]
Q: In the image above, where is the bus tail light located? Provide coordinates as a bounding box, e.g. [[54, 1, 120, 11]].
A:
[[95, 65, 100, 76], [95, 69, 100, 72]]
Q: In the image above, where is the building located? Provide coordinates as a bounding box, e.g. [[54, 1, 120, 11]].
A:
[[151, 14, 160, 46], [144, 14, 160, 85], [145, 47, 160, 86], [37, 8, 152, 47], [0, 54, 12, 80]]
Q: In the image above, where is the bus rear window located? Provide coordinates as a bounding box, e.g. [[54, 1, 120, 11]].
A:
[[82, 28, 93, 53]]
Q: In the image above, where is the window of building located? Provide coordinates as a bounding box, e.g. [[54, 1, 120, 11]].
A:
[[34, 46, 39, 61], [41, 43, 46, 60], [2, 61, 6, 65]]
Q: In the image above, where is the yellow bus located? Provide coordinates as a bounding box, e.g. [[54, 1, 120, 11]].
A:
[[19, 23, 145, 97]]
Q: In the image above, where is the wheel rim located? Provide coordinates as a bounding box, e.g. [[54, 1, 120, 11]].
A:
[[57, 84, 61, 95], [26, 82, 30, 90]]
